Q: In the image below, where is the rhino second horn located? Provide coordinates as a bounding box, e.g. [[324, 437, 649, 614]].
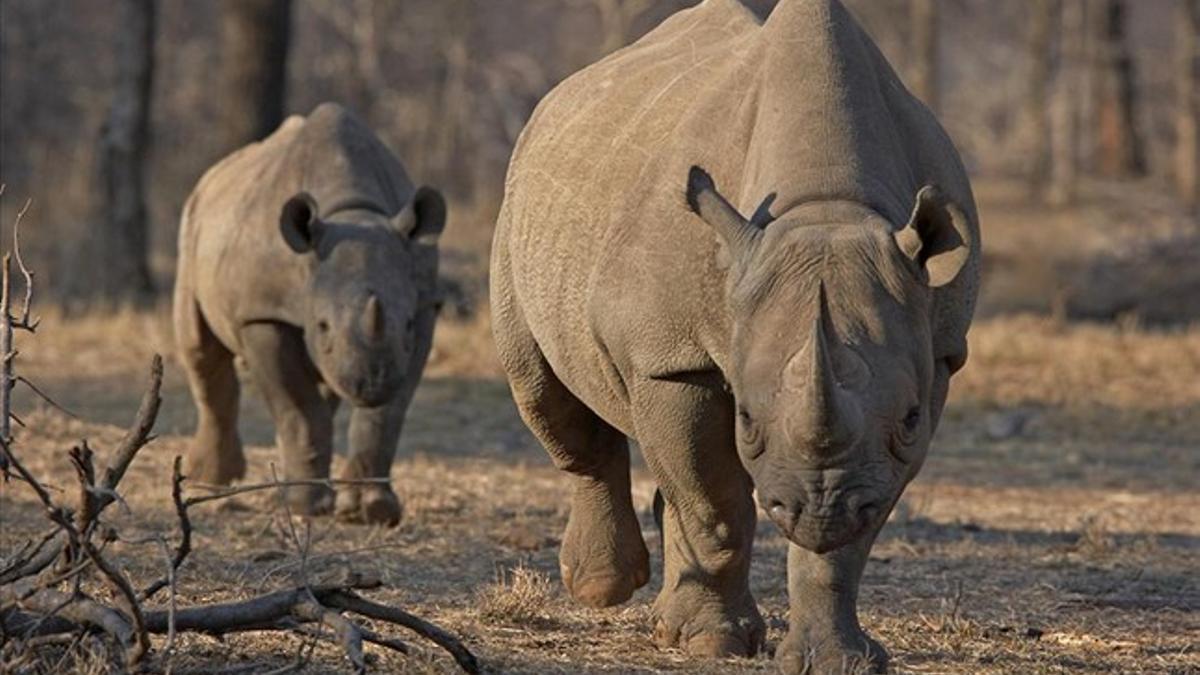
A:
[[784, 286, 862, 454], [362, 294, 384, 340]]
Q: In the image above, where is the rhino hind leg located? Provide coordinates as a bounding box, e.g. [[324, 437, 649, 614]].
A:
[[493, 293, 648, 606], [630, 378, 764, 658], [175, 297, 245, 485], [508, 357, 648, 608], [558, 440, 649, 608]]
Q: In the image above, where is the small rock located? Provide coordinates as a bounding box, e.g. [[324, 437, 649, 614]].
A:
[[1024, 627, 1044, 640]]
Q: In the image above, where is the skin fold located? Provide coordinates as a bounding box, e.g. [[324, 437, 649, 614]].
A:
[[491, 0, 979, 671], [174, 103, 445, 526]]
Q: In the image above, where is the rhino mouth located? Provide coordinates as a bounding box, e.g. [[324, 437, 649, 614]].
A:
[[778, 512, 876, 554], [764, 493, 884, 553]]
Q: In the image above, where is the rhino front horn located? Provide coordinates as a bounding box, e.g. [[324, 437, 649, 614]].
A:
[[362, 294, 384, 341], [784, 284, 863, 454]]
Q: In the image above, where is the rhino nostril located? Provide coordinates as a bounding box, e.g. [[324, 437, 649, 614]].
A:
[[768, 500, 796, 529], [856, 500, 882, 524]]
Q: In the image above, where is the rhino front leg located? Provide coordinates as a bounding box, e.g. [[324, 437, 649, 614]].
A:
[[176, 299, 246, 485], [631, 377, 764, 658], [335, 401, 405, 526], [777, 521, 889, 674], [240, 322, 335, 516]]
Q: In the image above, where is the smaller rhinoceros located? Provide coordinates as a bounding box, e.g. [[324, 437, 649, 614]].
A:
[[173, 103, 445, 525]]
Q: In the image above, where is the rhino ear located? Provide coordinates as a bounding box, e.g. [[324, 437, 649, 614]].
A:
[[894, 186, 971, 288], [280, 192, 322, 253], [685, 166, 763, 259], [391, 186, 447, 245]]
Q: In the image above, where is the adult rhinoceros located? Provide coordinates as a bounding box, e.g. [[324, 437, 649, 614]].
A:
[[175, 103, 446, 526], [490, 0, 978, 670]]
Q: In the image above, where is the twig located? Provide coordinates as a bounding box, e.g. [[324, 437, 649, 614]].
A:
[[93, 354, 162, 513], [10, 195, 37, 332], [16, 375, 77, 418], [140, 456, 192, 602], [1, 255, 14, 477], [152, 535, 179, 660], [69, 443, 98, 535], [78, 537, 151, 666], [184, 476, 390, 507], [0, 437, 60, 515], [19, 438, 149, 666]]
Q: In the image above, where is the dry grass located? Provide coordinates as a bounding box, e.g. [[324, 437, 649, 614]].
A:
[[959, 315, 1200, 411], [476, 565, 557, 626], [3, 307, 1196, 673]]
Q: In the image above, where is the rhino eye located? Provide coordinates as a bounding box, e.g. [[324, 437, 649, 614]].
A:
[[317, 320, 330, 334], [736, 407, 763, 457], [901, 406, 921, 438]]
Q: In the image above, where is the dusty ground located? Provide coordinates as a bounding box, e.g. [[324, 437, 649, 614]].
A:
[[2, 183, 1199, 673]]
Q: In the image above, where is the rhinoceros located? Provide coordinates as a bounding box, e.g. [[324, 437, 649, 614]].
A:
[[490, 0, 979, 670], [174, 103, 446, 526]]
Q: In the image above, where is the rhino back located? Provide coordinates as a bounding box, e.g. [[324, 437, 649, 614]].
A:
[[499, 0, 979, 415], [180, 103, 413, 351]]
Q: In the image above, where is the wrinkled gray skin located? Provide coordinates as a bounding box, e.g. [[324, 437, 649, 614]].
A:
[[491, 1, 979, 671], [174, 103, 445, 526]]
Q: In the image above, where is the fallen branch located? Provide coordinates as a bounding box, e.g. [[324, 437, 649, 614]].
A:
[[3, 582, 477, 673]]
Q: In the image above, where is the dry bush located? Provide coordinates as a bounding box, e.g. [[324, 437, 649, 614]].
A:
[[475, 564, 556, 626], [955, 315, 1200, 411]]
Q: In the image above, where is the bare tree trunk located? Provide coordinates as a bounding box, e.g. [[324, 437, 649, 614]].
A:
[[1093, 0, 1145, 177], [1177, 0, 1200, 211], [1049, 0, 1085, 206], [219, 0, 292, 151], [1026, 0, 1057, 199], [909, 0, 939, 113], [80, 0, 156, 306]]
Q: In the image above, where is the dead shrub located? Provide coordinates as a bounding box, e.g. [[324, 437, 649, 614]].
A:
[[475, 564, 555, 626]]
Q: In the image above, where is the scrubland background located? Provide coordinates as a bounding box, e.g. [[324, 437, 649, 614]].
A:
[[1, 1, 1198, 673]]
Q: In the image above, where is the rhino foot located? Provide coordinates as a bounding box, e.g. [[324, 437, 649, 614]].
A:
[[559, 487, 649, 608], [285, 483, 335, 518], [651, 589, 764, 658], [335, 485, 403, 527], [185, 441, 246, 486], [776, 624, 887, 674]]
